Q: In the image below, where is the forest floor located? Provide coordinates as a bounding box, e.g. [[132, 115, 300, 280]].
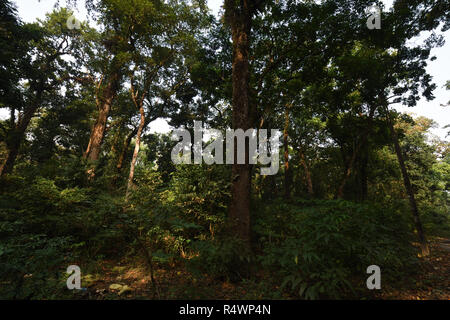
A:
[[76, 238, 450, 300], [377, 237, 450, 300]]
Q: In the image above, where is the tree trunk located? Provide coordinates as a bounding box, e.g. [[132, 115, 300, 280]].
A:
[[0, 105, 39, 177], [84, 98, 114, 162], [114, 111, 156, 188], [0, 137, 20, 177], [83, 73, 119, 179], [335, 107, 376, 199], [336, 145, 358, 199], [116, 127, 138, 174], [0, 40, 68, 177], [298, 147, 314, 196], [385, 106, 430, 257], [226, 1, 253, 245], [126, 104, 146, 200], [283, 104, 291, 199], [359, 145, 369, 201]]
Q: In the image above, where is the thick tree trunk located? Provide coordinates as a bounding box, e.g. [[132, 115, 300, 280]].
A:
[[385, 107, 430, 257], [226, 1, 253, 245], [126, 104, 146, 200], [298, 147, 314, 196], [84, 98, 114, 162], [83, 74, 119, 179]]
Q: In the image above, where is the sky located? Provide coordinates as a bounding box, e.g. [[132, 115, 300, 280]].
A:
[[5, 0, 450, 140]]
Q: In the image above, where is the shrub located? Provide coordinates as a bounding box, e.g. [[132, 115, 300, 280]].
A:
[[255, 199, 418, 299], [170, 164, 231, 240], [187, 236, 251, 281]]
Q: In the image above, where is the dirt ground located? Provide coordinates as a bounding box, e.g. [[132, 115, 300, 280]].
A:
[[377, 238, 450, 300], [75, 238, 450, 300]]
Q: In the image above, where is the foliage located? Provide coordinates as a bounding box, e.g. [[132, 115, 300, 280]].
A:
[[187, 236, 251, 281], [255, 199, 418, 299], [170, 164, 231, 239]]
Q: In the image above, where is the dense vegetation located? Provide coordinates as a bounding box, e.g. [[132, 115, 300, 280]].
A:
[[0, 0, 449, 300]]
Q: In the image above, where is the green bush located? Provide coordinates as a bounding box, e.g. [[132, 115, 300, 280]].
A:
[[0, 175, 128, 298], [170, 164, 231, 240], [187, 236, 251, 281], [255, 199, 418, 299], [0, 234, 73, 299]]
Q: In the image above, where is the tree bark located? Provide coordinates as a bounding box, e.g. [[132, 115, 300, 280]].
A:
[[225, 0, 253, 245], [126, 104, 146, 200], [298, 147, 314, 196], [336, 145, 358, 199], [0, 103, 40, 177], [116, 127, 138, 174], [283, 104, 291, 199], [83, 73, 120, 172], [84, 103, 111, 161], [335, 107, 375, 199], [359, 145, 369, 201], [0, 136, 20, 177], [385, 106, 430, 257], [116, 111, 158, 175]]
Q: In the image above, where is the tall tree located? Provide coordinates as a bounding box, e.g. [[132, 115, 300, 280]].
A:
[[224, 0, 267, 245], [0, 7, 81, 176], [115, 0, 208, 197]]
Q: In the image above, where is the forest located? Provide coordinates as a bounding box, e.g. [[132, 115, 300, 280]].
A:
[[0, 0, 449, 300]]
